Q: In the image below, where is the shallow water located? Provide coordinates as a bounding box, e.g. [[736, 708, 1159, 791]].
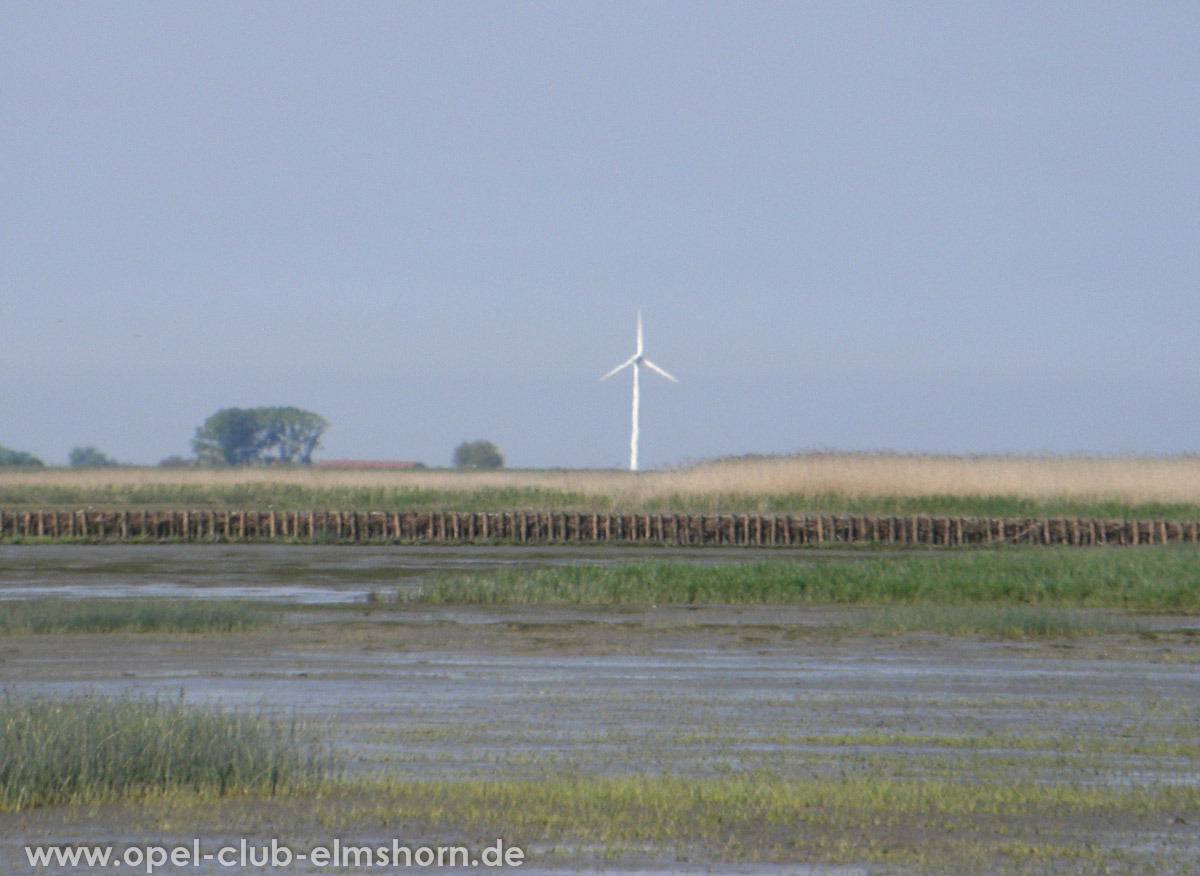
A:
[[6, 629, 1198, 783], [5, 626, 1199, 872], [2, 545, 1198, 874], [0, 543, 874, 605]]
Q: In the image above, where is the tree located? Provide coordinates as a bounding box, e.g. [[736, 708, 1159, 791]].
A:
[[0, 444, 44, 467], [453, 440, 504, 470], [191, 407, 328, 466], [192, 408, 263, 466], [68, 446, 120, 467], [259, 406, 329, 464]]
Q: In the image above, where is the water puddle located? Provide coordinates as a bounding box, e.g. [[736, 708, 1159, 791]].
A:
[[0, 544, 831, 605]]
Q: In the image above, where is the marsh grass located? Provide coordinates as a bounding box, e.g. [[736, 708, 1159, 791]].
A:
[[280, 773, 1200, 870], [5, 454, 1200, 516], [90, 767, 1200, 872], [345, 771, 1199, 828], [403, 548, 1200, 614], [0, 599, 271, 634], [0, 694, 331, 810]]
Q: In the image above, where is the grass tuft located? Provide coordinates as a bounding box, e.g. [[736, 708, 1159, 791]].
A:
[[0, 694, 332, 810], [0, 599, 271, 634]]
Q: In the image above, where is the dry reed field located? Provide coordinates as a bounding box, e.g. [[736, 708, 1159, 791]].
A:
[[654, 454, 1200, 505], [4, 453, 1200, 507]]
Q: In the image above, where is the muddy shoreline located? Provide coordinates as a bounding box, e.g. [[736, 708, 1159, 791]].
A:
[[2, 548, 1199, 874], [4, 611, 1200, 872], [0, 543, 925, 605]]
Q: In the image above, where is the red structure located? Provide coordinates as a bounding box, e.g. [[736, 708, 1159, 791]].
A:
[[313, 460, 416, 470]]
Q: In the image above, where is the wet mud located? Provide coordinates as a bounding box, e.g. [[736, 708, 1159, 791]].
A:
[[1, 547, 1198, 874]]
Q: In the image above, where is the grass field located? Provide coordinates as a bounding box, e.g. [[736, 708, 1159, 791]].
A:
[[5, 453, 1200, 517], [404, 547, 1200, 614]]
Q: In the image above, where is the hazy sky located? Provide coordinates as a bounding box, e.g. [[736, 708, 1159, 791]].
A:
[[3, 3, 1198, 468]]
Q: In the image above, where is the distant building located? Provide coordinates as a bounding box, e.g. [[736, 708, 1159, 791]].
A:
[[314, 460, 416, 470]]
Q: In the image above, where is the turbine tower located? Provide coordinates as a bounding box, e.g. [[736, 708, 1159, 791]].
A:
[[600, 311, 678, 471]]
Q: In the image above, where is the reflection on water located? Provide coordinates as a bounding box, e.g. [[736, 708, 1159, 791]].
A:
[[8, 638, 1199, 785], [0, 543, 854, 605], [0, 582, 358, 603]]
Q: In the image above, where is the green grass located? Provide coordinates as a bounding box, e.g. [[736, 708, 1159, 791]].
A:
[[339, 771, 1200, 834], [0, 694, 331, 810], [0, 599, 271, 634], [0, 484, 599, 513], [403, 547, 1200, 613], [187, 772, 1197, 872]]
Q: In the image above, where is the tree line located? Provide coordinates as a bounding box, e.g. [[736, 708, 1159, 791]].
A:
[[191, 407, 329, 466], [2, 406, 505, 469], [0, 444, 120, 468]]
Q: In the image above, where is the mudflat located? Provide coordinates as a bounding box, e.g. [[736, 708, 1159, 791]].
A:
[[3, 603, 1199, 875]]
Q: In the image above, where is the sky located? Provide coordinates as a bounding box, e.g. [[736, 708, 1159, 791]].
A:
[[2, 2, 1199, 469]]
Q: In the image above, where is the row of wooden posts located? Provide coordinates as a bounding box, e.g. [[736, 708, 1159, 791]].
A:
[[1, 509, 1198, 547]]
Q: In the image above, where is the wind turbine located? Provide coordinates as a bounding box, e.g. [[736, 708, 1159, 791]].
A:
[[600, 311, 678, 471]]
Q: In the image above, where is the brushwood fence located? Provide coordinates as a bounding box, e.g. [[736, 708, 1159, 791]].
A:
[[1, 509, 1198, 547]]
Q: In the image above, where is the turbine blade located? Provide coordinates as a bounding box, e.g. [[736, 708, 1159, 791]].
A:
[[642, 359, 679, 383], [636, 310, 644, 356], [600, 355, 637, 381]]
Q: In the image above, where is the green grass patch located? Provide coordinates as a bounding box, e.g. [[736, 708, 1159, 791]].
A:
[[403, 547, 1200, 613], [78, 769, 1200, 873], [266, 773, 1199, 870], [345, 771, 1200, 829], [0, 599, 272, 634], [0, 484, 599, 513], [0, 694, 331, 810]]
